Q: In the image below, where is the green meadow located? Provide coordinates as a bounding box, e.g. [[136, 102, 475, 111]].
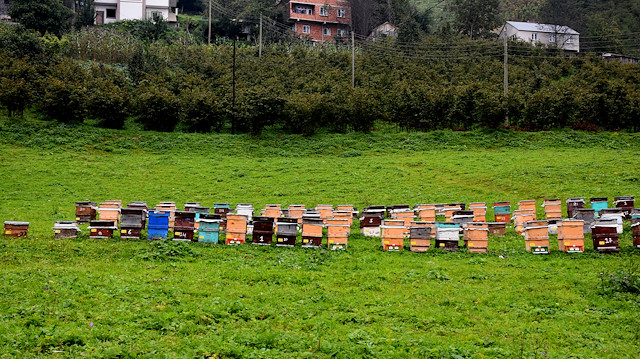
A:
[[1, 119, 639, 357]]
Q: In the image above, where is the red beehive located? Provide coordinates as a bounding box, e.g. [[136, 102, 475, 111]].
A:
[[251, 216, 274, 245], [632, 221, 639, 249], [591, 220, 619, 253], [174, 211, 196, 241], [565, 197, 585, 218], [486, 222, 506, 237], [88, 220, 117, 239], [4, 221, 29, 238]]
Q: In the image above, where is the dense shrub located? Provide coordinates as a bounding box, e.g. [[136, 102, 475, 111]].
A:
[[135, 76, 179, 132], [0, 54, 37, 117], [37, 59, 88, 123], [85, 64, 132, 129]]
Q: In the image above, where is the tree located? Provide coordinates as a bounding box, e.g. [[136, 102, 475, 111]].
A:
[[449, 0, 501, 39], [9, 0, 73, 37]]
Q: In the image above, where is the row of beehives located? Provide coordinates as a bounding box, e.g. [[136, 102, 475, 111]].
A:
[[47, 201, 360, 249], [372, 217, 640, 254]]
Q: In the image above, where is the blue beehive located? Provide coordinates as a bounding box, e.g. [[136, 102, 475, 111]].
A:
[[198, 219, 221, 243], [148, 210, 170, 239], [590, 197, 608, 217]]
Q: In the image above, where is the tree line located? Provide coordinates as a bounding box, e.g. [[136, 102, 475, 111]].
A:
[[1, 22, 640, 134]]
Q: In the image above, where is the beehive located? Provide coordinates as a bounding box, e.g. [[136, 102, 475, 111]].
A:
[[198, 219, 221, 243], [542, 199, 562, 220], [360, 209, 384, 237], [120, 208, 145, 239], [52, 221, 80, 239], [381, 223, 405, 251], [614, 196, 635, 218], [589, 197, 608, 217], [513, 210, 536, 235], [591, 219, 619, 252], [386, 204, 410, 219], [409, 225, 431, 252], [147, 210, 170, 239], [435, 225, 460, 252], [327, 222, 349, 250], [88, 220, 117, 239], [287, 205, 306, 224], [315, 204, 334, 224], [469, 202, 487, 222], [174, 211, 196, 241], [451, 210, 474, 226], [4, 221, 29, 238], [183, 202, 201, 212], [336, 205, 356, 218], [631, 221, 639, 249], [192, 206, 210, 230], [251, 216, 274, 245], [444, 204, 462, 222], [463, 222, 489, 253], [486, 222, 507, 237], [492, 201, 511, 223], [414, 204, 437, 222], [301, 217, 324, 247], [411, 221, 436, 239], [225, 214, 248, 245], [557, 219, 584, 253], [599, 208, 624, 234], [275, 217, 297, 246], [523, 220, 549, 254], [75, 201, 97, 223], [572, 208, 595, 234], [333, 210, 354, 226], [565, 197, 585, 218], [98, 202, 121, 226], [393, 209, 415, 227]]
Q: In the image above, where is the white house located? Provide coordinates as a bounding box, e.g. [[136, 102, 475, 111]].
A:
[[368, 21, 398, 40], [498, 21, 579, 52], [94, 0, 178, 25]]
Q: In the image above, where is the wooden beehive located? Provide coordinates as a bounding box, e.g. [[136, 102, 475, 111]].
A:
[[4, 221, 29, 238], [565, 197, 585, 218], [251, 216, 274, 245], [591, 220, 619, 252], [315, 205, 334, 224], [632, 221, 639, 249], [410, 221, 436, 239], [393, 209, 415, 227], [486, 222, 506, 237], [302, 218, 324, 247], [409, 226, 431, 252], [415, 204, 437, 222], [513, 210, 536, 235], [557, 219, 584, 253], [444, 204, 462, 222], [52, 221, 80, 239], [469, 202, 487, 222], [88, 220, 117, 239], [543, 199, 562, 220], [98, 202, 121, 226], [435, 226, 460, 252], [333, 210, 353, 226], [518, 200, 536, 213], [75, 201, 97, 223], [287, 205, 306, 223], [523, 220, 549, 254]]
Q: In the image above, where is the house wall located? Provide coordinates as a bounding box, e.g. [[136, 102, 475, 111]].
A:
[[118, 0, 144, 20], [94, 4, 119, 24], [289, 0, 351, 41], [293, 22, 349, 42], [502, 23, 579, 52]]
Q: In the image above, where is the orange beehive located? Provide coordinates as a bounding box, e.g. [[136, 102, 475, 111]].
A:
[[513, 210, 536, 235], [444, 204, 462, 222], [381, 224, 405, 251], [336, 205, 355, 216], [333, 211, 353, 226], [327, 223, 349, 250], [469, 202, 487, 222], [518, 200, 537, 214], [225, 214, 247, 244], [463, 223, 488, 252], [523, 220, 549, 254], [415, 204, 437, 222], [287, 205, 305, 223], [264, 204, 282, 218], [393, 209, 415, 227], [543, 199, 562, 220], [557, 219, 584, 253], [98, 203, 121, 226], [302, 220, 323, 237], [316, 205, 335, 224]]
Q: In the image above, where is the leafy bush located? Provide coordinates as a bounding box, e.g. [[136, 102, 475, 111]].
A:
[[135, 76, 179, 132], [37, 58, 88, 123], [0, 54, 37, 117], [85, 64, 132, 129]]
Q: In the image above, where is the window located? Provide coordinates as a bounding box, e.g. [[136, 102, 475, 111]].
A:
[[319, 6, 327, 16], [549, 34, 556, 43], [337, 29, 346, 37], [566, 36, 574, 43], [323, 27, 331, 36], [302, 25, 311, 34], [295, 6, 313, 15], [106, 8, 116, 18], [531, 33, 537, 40], [337, 8, 345, 18]]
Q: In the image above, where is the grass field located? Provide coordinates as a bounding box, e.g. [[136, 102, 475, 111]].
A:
[[1, 118, 640, 357]]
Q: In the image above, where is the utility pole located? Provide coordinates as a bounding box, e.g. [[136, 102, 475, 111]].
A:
[[208, 0, 212, 45], [503, 34, 509, 127], [232, 36, 237, 133], [259, 14, 263, 57], [184, 18, 189, 57], [351, 30, 355, 88]]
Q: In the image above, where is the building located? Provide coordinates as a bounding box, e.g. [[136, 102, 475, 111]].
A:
[[94, 0, 178, 25], [498, 21, 579, 52], [602, 53, 638, 65], [288, 0, 350, 42], [0, 0, 10, 21], [368, 21, 397, 40]]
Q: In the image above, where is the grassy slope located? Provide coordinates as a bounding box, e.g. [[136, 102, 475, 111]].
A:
[[1, 119, 639, 357]]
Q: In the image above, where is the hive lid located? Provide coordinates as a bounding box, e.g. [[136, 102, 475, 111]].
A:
[[566, 197, 586, 203], [52, 223, 81, 230], [4, 221, 29, 226]]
